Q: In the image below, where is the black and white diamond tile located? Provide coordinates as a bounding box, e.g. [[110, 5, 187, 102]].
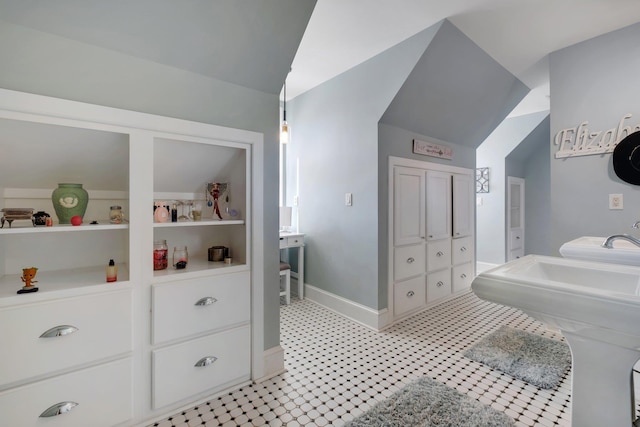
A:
[[149, 291, 573, 427]]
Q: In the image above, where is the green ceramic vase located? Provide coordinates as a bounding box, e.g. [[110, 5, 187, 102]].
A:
[[51, 183, 89, 224]]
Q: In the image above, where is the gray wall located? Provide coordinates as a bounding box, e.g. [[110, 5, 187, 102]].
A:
[[523, 117, 551, 256], [476, 112, 548, 264], [549, 22, 640, 254], [504, 116, 551, 258], [286, 24, 442, 310], [381, 20, 529, 148], [0, 21, 286, 349]]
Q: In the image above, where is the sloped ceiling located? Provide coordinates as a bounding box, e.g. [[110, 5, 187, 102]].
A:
[[507, 115, 550, 163], [0, 0, 317, 94], [380, 20, 529, 148]]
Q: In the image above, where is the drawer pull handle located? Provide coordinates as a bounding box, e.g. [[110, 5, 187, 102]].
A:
[[39, 325, 78, 338], [40, 401, 78, 418], [195, 356, 218, 367], [436, 281, 444, 288], [407, 291, 415, 298], [460, 273, 467, 279], [195, 297, 217, 306], [460, 246, 467, 252], [406, 257, 415, 264], [436, 251, 444, 257]]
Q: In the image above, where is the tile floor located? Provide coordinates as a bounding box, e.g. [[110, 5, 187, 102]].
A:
[[149, 290, 579, 426]]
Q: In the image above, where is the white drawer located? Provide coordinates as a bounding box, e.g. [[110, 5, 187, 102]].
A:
[[280, 235, 304, 248], [0, 358, 133, 427], [510, 228, 523, 250], [427, 239, 451, 272], [427, 268, 451, 302], [452, 236, 473, 265], [393, 276, 425, 317], [509, 248, 524, 261], [394, 244, 425, 281], [452, 262, 474, 293], [0, 289, 132, 388], [152, 325, 251, 409], [286, 236, 303, 246], [152, 271, 250, 344], [279, 237, 287, 248]]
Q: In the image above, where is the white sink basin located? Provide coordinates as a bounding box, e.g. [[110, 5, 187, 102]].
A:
[[472, 254, 640, 427], [560, 235, 640, 266]]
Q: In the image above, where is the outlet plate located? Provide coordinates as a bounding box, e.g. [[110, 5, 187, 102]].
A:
[[609, 194, 623, 210]]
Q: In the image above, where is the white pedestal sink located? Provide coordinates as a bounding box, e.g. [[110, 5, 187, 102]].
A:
[[560, 236, 640, 266], [471, 255, 640, 427]]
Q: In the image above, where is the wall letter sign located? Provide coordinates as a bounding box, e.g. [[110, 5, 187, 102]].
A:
[[554, 113, 640, 158]]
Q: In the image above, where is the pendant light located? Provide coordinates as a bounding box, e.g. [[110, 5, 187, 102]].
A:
[[280, 77, 290, 144]]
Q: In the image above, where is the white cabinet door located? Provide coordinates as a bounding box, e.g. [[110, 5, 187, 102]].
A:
[[507, 177, 525, 261], [394, 167, 425, 246], [452, 173, 474, 238], [425, 170, 451, 241]]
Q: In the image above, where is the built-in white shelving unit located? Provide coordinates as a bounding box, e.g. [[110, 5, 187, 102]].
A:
[[0, 89, 264, 427]]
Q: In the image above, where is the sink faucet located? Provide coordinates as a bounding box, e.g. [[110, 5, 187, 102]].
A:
[[602, 234, 640, 249]]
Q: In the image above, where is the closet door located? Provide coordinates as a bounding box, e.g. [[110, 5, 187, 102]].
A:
[[452, 173, 474, 238], [425, 170, 451, 241], [394, 167, 425, 246], [507, 176, 525, 260]]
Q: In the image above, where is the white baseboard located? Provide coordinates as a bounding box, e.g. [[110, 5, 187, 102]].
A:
[[254, 345, 285, 383], [305, 284, 389, 331]]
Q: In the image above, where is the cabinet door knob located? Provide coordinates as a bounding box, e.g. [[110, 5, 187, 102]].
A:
[[460, 273, 467, 279], [460, 246, 467, 252], [406, 291, 415, 298], [39, 325, 78, 338], [428, 235, 433, 238], [516, 236, 520, 240], [436, 281, 444, 287], [406, 257, 415, 264], [195, 297, 217, 306], [195, 356, 218, 367], [436, 251, 444, 257], [40, 401, 78, 418]]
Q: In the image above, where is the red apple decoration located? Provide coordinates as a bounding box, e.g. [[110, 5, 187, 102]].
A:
[[70, 215, 83, 226]]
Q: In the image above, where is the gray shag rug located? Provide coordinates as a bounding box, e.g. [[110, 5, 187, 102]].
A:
[[344, 376, 515, 427], [464, 326, 571, 389]]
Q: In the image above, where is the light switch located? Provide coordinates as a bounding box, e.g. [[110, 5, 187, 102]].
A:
[[345, 193, 353, 206], [609, 194, 623, 210]]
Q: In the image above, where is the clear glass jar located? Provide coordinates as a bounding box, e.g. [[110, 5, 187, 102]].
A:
[[153, 240, 168, 270], [173, 246, 188, 269], [109, 205, 123, 224]]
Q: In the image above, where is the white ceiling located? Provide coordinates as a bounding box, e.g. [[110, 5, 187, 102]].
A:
[[288, 0, 640, 115]]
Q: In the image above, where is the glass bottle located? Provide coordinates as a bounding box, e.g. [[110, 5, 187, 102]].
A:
[[173, 246, 188, 269], [153, 240, 168, 270], [109, 205, 123, 224]]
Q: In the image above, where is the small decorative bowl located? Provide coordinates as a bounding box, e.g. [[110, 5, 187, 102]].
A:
[[1, 208, 35, 228]]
